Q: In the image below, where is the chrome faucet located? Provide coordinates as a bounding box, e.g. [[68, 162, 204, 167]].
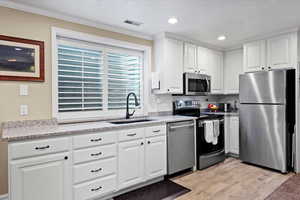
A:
[[126, 92, 140, 119]]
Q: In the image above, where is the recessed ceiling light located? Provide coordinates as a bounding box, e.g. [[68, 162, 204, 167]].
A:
[[168, 17, 178, 24], [15, 48, 22, 51], [217, 35, 227, 41]]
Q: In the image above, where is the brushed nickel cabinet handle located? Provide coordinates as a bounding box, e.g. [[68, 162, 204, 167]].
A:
[[153, 130, 161, 133]]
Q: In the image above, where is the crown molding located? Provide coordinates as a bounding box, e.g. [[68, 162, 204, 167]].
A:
[[0, 0, 153, 41], [162, 32, 226, 51], [224, 27, 299, 51]]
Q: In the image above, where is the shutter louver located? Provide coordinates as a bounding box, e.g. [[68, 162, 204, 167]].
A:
[[107, 52, 142, 110], [58, 45, 103, 112]]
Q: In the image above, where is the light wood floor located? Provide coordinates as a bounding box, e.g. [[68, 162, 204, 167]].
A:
[[172, 158, 293, 200]]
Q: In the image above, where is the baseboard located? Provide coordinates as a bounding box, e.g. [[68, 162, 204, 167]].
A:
[[0, 194, 8, 200]]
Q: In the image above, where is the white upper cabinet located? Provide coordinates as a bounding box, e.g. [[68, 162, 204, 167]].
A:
[[243, 32, 297, 73], [207, 50, 224, 93], [184, 43, 198, 73], [197, 46, 209, 74], [224, 49, 243, 94], [154, 36, 184, 94], [267, 33, 297, 69], [243, 40, 266, 72]]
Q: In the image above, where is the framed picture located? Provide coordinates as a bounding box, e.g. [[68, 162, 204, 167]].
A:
[[0, 35, 44, 82]]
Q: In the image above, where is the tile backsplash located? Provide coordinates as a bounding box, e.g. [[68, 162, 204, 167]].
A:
[[149, 93, 239, 113]]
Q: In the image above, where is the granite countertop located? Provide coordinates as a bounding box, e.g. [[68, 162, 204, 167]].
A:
[[201, 111, 239, 116], [1, 115, 197, 142]]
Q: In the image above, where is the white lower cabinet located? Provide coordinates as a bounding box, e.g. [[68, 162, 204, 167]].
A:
[[10, 152, 72, 200], [118, 139, 145, 189], [8, 125, 167, 200], [225, 116, 240, 155], [118, 126, 167, 189], [73, 175, 116, 200], [145, 136, 167, 180]]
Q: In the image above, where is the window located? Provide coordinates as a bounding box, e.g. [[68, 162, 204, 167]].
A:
[[58, 44, 104, 112], [53, 31, 148, 120]]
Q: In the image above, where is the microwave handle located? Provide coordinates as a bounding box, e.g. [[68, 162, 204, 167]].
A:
[[205, 77, 210, 91]]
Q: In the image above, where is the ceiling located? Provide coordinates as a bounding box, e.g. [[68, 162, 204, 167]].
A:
[[5, 0, 300, 49]]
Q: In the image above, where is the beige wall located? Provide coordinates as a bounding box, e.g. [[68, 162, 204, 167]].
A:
[[0, 6, 152, 195]]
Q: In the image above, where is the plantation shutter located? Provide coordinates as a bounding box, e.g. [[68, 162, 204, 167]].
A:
[[107, 51, 142, 110], [57, 43, 104, 112], [56, 37, 144, 115]]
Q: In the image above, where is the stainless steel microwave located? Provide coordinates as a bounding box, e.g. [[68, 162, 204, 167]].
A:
[[183, 73, 211, 95]]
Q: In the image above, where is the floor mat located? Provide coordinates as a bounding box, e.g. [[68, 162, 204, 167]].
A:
[[114, 179, 191, 200], [265, 174, 300, 200]]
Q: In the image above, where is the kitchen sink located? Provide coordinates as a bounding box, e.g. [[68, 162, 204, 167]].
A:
[[109, 118, 153, 124]]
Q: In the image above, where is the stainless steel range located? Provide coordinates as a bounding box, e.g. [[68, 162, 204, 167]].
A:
[[173, 100, 225, 170]]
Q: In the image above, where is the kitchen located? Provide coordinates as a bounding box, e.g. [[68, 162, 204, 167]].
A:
[[0, 1, 299, 200]]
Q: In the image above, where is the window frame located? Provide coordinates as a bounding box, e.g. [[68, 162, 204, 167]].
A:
[[52, 27, 151, 122]]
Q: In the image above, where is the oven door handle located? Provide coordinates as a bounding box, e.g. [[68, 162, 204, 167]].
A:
[[169, 124, 194, 130]]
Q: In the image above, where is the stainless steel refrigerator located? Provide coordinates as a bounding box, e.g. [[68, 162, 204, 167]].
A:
[[239, 69, 295, 173]]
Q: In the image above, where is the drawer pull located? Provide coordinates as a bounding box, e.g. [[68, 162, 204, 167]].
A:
[[91, 152, 102, 157], [91, 186, 102, 192], [127, 133, 137, 137], [91, 168, 102, 173], [153, 130, 161, 133], [90, 138, 102, 142], [35, 145, 50, 150]]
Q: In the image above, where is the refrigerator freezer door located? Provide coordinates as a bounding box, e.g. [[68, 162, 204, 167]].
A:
[[240, 104, 287, 172], [239, 70, 286, 104]]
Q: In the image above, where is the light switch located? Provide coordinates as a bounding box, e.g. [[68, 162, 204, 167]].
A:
[[20, 85, 28, 96], [20, 105, 28, 116]]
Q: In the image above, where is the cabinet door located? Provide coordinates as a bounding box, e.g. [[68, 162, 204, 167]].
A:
[[164, 38, 184, 93], [184, 43, 197, 73], [10, 152, 71, 200], [267, 33, 295, 69], [243, 40, 266, 72], [207, 50, 223, 93], [145, 136, 166, 180], [229, 117, 239, 155], [224, 49, 243, 94], [118, 139, 144, 189], [197, 46, 209, 74], [224, 116, 230, 154]]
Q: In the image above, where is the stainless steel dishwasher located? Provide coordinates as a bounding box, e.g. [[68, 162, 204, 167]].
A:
[[167, 120, 195, 175]]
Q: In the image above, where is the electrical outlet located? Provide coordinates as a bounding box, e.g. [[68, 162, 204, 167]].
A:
[[20, 85, 28, 96], [20, 105, 28, 116]]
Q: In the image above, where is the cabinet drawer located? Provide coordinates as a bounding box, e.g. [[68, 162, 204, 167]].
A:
[[73, 144, 116, 164], [10, 137, 69, 159], [73, 158, 116, 184], [73, 131, 116, 149], [73, 175, 116, 200], [118, 128, 144, 142], [145, 125, 166, 138]]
